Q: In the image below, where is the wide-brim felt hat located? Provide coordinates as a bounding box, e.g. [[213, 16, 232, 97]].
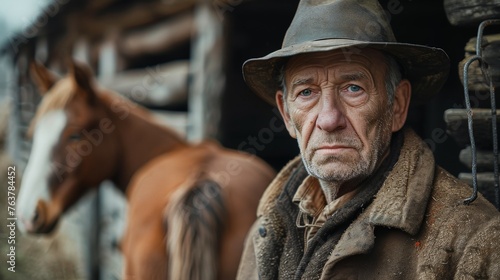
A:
[[243, 0, 450, 106]]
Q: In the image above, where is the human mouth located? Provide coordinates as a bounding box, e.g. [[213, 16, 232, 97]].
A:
[[315, 145, 355, 154]]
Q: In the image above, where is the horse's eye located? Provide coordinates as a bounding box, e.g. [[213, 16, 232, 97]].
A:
[[69, 133, 82, 141]]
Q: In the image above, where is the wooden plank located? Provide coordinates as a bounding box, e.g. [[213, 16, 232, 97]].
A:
[[77, 1, 197, 37], [118, 12, 194, 58], [458, 34, 500, 91], [99, 60, 189, 107], [444, 108, 500, 149], [459, 172, 499, 206], [188, 2, 225, 141], [463, 34, 500, 53], [444, 0, 500, 26], [459, 146, 500, 171]]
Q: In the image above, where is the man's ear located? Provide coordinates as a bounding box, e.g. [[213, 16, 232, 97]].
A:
[[391, 79, 411, 132], [276, 90, 297, 139]]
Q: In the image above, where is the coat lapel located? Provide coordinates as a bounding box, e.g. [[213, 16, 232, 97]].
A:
[[321, 129, 436, 277]]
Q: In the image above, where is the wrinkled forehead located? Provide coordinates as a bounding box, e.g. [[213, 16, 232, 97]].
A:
[[284, 48, 387, 81]]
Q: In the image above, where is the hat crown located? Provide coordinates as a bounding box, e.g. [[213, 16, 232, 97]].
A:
[[283, 0, 397, 47]]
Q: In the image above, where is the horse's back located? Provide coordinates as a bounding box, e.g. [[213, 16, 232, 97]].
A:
[[126, 140, 275, 205], [122, 140, 275, 280]]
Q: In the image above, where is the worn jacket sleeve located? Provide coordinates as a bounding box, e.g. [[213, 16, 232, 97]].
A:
[[237, 220, 260, 280], [455, 215, 500, 278]]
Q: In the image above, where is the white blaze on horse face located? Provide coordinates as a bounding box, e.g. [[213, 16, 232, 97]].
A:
[[17, 110, 67, 233]]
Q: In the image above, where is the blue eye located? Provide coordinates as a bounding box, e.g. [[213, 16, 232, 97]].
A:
[[347, 85, 362, 92], [299, 89, 312, 96]]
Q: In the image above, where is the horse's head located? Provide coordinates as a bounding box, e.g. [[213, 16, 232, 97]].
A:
[[18, 61, 120, 234]]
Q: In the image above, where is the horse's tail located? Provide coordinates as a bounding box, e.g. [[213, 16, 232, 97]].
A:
[[164, 177, 225, 280]]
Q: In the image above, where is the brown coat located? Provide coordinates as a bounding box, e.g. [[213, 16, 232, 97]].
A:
[[237, 129, 500, 279]]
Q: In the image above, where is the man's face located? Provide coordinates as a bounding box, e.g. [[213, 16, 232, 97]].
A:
[[277, 49, 408, 186]]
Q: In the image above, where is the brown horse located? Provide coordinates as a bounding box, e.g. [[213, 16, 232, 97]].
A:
[[17, 61, 276, 280]]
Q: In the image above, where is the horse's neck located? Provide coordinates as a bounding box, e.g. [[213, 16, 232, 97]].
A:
[[105, 96, 188, 192]]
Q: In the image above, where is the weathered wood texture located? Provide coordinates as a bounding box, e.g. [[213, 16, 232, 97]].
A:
[[444, 108, 500, 149], [458, 34, 500, 91], [444, 0, 500, 26], [459, 145, 500, 172], [187, 3, 225, 141], [118, 12, 194, 59], [99, 60, 189, 108]]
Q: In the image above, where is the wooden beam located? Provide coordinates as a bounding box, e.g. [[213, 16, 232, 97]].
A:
[[99, 60, 189, 107], [75, 1, 197, 37], [117, 12, 194, 58]]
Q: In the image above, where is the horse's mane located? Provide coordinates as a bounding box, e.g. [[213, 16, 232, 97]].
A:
[[28, 78, 74, 137]]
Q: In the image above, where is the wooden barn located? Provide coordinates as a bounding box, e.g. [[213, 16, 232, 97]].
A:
[[0, 0, 499, 279]]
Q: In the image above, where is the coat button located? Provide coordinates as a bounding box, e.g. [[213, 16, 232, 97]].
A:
[[258, 226, 267, 237]]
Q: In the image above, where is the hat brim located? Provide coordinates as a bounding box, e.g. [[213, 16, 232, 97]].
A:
[[243, 38, 449, 106]]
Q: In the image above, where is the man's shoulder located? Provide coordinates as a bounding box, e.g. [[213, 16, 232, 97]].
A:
[[418, 167, 500, 278], [432, 167, 498, 211], [426, 166, 500, 229]]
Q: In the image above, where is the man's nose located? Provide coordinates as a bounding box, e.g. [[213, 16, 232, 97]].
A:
[[316, 96, 347, 132]]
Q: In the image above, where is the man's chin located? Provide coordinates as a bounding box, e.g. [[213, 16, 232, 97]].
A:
[[305, 161, 366, 182]]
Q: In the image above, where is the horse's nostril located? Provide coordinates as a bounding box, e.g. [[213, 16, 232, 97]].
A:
[[33, 201, 46, 228], [33, 209, 40, 223]]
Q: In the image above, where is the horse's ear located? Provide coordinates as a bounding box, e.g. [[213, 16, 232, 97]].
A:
[[29, 61, 58, 95], [69, 60, 97, 103]]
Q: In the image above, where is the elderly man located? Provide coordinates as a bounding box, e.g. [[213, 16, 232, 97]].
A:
[[237, 0, 500, 279]]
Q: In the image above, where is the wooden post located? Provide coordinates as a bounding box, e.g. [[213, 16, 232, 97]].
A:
[[188, 0, 225, 141]]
